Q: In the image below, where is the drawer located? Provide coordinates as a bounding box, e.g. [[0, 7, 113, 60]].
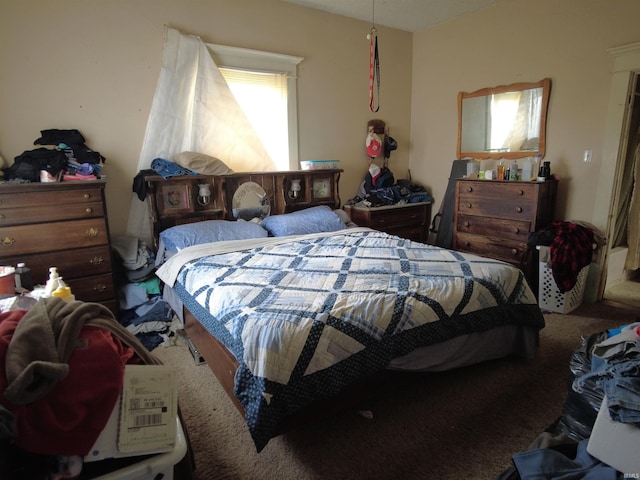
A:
[[456, 195, 534, 221], [456, 214, 530, 242], [457, 181, 535, 201], [0, 245, 113, 285], [0, 218, 109, 256], [0, 185, 103, 209], [385, 225, 426, 243], [455, 232, 527, 264], [66, 273, 115, 303], [366, 205, 428, 229], [0, 201, 104, 226]]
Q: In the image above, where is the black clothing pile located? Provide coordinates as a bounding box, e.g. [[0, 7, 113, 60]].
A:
[[2, 129, 105, 182], [347, 167, 433, 207]]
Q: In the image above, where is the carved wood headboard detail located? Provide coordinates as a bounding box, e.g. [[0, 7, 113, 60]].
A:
[[144, 169, 343, 250]]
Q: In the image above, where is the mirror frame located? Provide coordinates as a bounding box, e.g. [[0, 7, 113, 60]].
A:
[[456, 78, 551, 160]]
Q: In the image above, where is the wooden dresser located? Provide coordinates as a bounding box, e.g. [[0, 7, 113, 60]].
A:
[[453, 179, 557, 286], [343, 202, 432, 242], [0, 180, 117, 313]]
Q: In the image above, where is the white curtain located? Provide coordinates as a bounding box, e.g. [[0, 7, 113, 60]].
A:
[[126, 27, 275, 244]]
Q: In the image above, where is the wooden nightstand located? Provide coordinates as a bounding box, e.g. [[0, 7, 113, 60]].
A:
[[343, 202, 432, 242]]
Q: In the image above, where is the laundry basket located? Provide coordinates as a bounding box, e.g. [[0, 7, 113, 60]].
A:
[[537, 246, 589, 314]]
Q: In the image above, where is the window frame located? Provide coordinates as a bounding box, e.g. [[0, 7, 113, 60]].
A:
[[207, 43, 304, 171]]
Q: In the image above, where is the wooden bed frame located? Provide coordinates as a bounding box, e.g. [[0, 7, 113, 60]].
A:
[[145, 169, 541, 442], [144, 169, 342, 250], [145, 169, 389, 431]]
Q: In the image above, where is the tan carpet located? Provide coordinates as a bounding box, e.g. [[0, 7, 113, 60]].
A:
[[153, 302, 637, 480]]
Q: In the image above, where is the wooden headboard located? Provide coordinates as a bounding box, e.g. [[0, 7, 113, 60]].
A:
[[144, 169, 343, 249]]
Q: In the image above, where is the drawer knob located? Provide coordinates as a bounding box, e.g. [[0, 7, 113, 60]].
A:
[[84, 193, 91, 199], [518, 190, 524, 196], [511, 248, 518, 255], [90, 256, 104, 265], [1, 236, 15, 247], [463, 221, 470, 227], [466, 187, 473, 193], [515, 207, 523, 213], [85, 208, 93, 214], [514, 227, 520, 234], [0, 214, 4, 221], [466, 202, 472, 209], [94, 283, 107, 292], [465, 241, 471, 247], [86, 228, 99, 237]]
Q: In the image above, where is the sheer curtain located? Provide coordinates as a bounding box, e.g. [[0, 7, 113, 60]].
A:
[[126, 27, 275, 244]]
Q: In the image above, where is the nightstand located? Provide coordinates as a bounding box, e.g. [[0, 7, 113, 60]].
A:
[[343, 202, 432, 242]]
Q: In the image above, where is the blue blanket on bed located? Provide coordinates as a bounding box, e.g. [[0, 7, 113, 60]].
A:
[[162, 230, 545, 451]]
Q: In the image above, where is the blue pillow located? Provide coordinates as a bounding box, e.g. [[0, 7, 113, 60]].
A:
[[160, 220, 268, 252], [260, 206, 347, 237]]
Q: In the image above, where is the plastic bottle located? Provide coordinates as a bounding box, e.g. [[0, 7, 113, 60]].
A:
[[52, 285, 75, 303], [15, 262, 34, 291], [509, 160, 519, 181], [522, 157, 533, 182], [533, 154, 542, 179], [45, 267, 65, 296], [496, 160, 505, 181]]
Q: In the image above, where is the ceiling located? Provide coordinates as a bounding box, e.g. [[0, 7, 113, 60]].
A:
[[281, 0, 498, 33]]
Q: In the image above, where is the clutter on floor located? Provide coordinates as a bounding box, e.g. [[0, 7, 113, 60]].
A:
[[497, 320, 640, 479], [112, 235, 176, 351]]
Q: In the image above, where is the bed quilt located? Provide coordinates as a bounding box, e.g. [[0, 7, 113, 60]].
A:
[[156, 228, 545, 451]]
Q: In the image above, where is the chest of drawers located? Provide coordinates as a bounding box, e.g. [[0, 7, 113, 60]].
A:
[[453, 179, 557, 284], [0, 180, 117, 313], [343, 202, 432, 242]]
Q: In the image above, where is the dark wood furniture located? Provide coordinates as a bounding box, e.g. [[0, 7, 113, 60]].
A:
[[343, 202, 432, 242], [452, 178, 557, 287], [0, 179, 117, 313], [144, 169, 342, 249]]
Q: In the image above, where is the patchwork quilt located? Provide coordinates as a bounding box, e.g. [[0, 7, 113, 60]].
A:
[[156, 228, 545, 451]]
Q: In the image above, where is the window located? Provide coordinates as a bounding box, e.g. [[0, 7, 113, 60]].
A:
[[207, 44, 303, 171]]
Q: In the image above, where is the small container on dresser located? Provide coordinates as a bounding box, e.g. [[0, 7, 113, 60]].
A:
[[452, 178, 557, 291], [0, 180, 117, 314], [343, 202, 432, 243]]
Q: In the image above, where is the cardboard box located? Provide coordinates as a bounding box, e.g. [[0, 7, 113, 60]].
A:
[[587, 396, 640, 475], [85, 365, 177, 461]]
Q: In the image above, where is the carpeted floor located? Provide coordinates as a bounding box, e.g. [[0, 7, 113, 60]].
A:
[[152, 302, 637, 480]]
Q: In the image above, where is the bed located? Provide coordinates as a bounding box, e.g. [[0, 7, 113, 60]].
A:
[[145, 170, 545, 452]]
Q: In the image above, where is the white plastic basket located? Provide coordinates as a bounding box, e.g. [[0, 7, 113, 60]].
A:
[[538, 258, 589, 314]]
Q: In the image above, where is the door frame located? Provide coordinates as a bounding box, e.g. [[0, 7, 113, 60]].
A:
[[593, 42, 640, 299]]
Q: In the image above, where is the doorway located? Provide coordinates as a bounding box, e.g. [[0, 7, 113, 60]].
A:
[[597, 45, 640, 310]]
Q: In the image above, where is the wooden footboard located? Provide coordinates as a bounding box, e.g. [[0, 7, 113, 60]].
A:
[[183, 306, 246, 416]]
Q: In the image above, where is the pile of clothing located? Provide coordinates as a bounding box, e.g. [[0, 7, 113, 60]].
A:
[[0, 297, 159, 479], [498, 321, 640, 479], [111, 236, 174, 351], [528, 221, 603, 293], [2, 128, 105, 182], [347, 164, 432, 208]]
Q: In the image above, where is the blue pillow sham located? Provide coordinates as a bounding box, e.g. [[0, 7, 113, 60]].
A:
[[159, 219, 268, 252], [260, 205, 347, 237]]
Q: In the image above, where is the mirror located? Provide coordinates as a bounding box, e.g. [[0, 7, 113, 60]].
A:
[[232, 181, 271, 221], [457, 78, 551, 160]]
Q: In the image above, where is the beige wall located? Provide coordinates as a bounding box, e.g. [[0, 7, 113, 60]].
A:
[[410, 0, 640, 229], [0, 0, 412, 236], [4, 0, 637, 239]]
